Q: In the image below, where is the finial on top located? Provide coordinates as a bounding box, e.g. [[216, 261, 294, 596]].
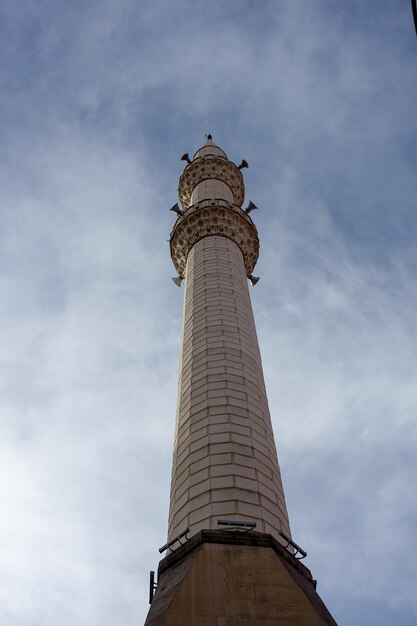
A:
[[205, 133, 213, 142]]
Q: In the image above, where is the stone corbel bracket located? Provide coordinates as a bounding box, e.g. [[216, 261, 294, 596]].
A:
[[178, 156, 245, 209], [170, 200, 260, 277]]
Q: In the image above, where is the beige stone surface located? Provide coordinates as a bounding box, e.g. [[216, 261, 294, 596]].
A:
[[158, 544, 329, 626], [193, 141, 228, 161], [191, 179, 234, 204], [168, 235, 291, 544], [169, 203, 259, 278], [178, 152, 244, 208]]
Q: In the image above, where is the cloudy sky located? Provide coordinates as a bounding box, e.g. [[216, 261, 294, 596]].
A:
[[0, 1, 416, 625]]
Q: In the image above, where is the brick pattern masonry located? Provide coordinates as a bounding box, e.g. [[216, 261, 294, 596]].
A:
[[168, 235, 291, 543]]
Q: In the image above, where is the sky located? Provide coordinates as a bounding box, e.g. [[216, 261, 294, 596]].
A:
[[0, 1, 416, 625]]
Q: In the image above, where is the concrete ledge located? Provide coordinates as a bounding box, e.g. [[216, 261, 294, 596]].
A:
[[158, 529, 313, 584]]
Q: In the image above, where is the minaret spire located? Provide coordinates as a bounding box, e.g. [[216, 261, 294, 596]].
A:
[[167, 138, 291, 542], [145, 138, 338, 626]]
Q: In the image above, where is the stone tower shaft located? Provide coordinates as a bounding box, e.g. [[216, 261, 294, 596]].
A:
[[168, 138, 291, 544], [144, 137, 338, 626]]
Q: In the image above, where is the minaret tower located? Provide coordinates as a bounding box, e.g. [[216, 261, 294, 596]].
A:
[[145, 137, 337, 626]]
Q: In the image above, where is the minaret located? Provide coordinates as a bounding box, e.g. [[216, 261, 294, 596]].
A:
[[145, 138, 337, 626]]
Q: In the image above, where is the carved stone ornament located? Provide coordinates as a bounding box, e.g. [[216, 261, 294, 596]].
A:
[[170, 201, 259, 277], [178, 156, 245, 209]]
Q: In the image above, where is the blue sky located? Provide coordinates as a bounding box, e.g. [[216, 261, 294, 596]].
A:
[[0, 1, 416, 625]]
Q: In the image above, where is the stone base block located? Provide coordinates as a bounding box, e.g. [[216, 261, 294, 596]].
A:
[[145, 530, 337, 626]]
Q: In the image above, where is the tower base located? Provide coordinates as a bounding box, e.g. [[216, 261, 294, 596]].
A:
[[145, 530, 337, 626]]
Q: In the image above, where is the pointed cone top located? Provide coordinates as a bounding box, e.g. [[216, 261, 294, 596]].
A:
[[193, 134, 227, 161]]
